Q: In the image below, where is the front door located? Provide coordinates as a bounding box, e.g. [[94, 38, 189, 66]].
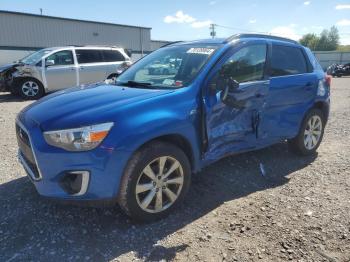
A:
[[44, 50, 77, 91], [203, 43, 269, 161]]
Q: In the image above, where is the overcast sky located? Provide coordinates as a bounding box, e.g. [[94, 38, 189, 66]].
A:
[[1, 0, 350, 44]]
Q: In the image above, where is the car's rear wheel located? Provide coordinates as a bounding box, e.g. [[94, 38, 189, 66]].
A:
[[17, 78, 44, 99], [288, 108, 325, 155], [118, 141, 191, 222]]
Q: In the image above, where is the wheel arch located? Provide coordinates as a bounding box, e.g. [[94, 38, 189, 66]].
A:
[[133, 134, 195, 173], [15, 76, 45, 91], [313, 100, 329, 123]]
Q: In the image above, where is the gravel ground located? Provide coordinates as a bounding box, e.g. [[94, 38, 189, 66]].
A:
[[0, 78, 349, 262]]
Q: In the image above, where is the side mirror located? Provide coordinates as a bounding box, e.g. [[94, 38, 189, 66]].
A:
[[220, 78, 245, 108], [45, 60, 55, 67]]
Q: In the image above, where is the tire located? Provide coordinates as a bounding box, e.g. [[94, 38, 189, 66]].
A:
[[10, 85, 19, 96], [17, 78, 44, 100], [288, 108, 325, 156], [118, 141, 191, 222]]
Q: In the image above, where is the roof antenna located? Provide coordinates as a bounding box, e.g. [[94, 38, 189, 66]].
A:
[[40, 8, 43, 15]]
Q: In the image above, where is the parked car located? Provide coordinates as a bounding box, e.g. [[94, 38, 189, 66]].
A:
[[0, 46, 131, 99], [327, 63, 350, 77], [16, 34, 330, 222], [148, 57, 182, 75]]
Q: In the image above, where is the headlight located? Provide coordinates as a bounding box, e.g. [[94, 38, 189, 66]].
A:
[[43, 122, 114, 151]]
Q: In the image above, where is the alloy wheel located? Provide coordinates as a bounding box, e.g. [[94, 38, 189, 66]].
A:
[[304, 115, 322, 150], [22, 81, 39, 97], [135, 156, 184, 213]]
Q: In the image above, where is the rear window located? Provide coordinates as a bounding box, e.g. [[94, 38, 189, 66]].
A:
[[75, 49, 103, 64], [271, 45, 308, 76], [102, 50, 125, 62], [305, 48, 323, 71]]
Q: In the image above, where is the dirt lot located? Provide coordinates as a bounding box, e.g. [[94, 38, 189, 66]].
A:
[[0, 78, 349, 262]]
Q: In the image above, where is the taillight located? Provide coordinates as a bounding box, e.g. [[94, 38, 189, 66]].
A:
[[325, 74, 332, 86]]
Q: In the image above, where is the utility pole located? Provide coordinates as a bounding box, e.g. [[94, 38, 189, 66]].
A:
[[210, 23, 216, 39]]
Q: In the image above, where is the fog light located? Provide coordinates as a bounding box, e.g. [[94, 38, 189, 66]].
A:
[[60, 171, 90, 196]]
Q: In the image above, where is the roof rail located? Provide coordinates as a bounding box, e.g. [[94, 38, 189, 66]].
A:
[[160, 41, 184, 48], [224, 34, 298, 44]]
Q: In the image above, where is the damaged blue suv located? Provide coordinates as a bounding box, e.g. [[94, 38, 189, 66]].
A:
[[16, 34, 330, 221]]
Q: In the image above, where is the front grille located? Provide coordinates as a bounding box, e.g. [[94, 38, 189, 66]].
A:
[[16, 123, 41, 180]]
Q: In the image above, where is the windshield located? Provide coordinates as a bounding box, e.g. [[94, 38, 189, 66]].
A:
[[117, 44, 219, 88], [21, 49, 52, 65]]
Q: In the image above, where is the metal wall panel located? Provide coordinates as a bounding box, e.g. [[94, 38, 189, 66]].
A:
[[0, 50, 34, 65], [0, 11, 151, 52], [314, 51, 350, 69], [151, 40, 171, 51]]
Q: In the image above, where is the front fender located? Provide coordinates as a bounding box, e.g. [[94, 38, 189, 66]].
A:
[[110, 109, 201, 172]]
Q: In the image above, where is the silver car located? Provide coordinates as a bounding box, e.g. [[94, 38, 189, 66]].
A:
[[5, 46, 131, 99]]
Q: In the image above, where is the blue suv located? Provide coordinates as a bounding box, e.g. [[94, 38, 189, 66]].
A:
[[16, 34, 330, 221]]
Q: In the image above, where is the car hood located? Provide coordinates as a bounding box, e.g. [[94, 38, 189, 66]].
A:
[[20, 83, 174, 131], [0, 63, 20, 73]]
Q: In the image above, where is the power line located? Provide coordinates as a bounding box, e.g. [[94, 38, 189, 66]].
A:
[[215, 23, 270, 35]]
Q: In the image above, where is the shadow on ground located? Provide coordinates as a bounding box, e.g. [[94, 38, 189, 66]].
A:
[[0, 143, 317, 261], [0, 93, 26, 103]]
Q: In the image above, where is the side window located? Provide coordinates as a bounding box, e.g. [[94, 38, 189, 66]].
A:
[[102, 50, 125, 62], [46, 50, 74, 66], [271, 45, 308, 76], [220, 44, 267, 83], [75, 49, 103, 64], [305, 48, 322, 71]]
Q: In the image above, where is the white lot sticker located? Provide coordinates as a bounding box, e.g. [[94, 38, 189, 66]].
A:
[[187, 48, 215, 55], [163, 79, 175, 85]]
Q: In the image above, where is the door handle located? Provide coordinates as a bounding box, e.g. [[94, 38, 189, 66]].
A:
[[255, 93, 263, 98], [79, 66, 85, 70]]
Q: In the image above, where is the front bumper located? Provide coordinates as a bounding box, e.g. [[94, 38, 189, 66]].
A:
[[16, 118, 133, 202], [0, 78, 9, 92]]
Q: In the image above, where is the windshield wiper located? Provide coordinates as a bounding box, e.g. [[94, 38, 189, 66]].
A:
[[117, 80, 154, 88]]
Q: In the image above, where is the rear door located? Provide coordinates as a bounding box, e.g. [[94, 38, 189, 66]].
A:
[[44, 50, 77, 91], [75, 49, 108, 85], [260, 43, 318, 141], [204, 42, 269, 160]]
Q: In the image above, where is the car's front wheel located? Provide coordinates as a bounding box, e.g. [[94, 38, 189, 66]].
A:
[[17, 78, 44, 99], [288, 108, 325, 155], [118, 141, 191, 222]]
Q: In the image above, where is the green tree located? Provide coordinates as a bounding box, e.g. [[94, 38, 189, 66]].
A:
[[328, 26, 340, 50], [299, 26, 340, 51], [299, 33, 319, 50]]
